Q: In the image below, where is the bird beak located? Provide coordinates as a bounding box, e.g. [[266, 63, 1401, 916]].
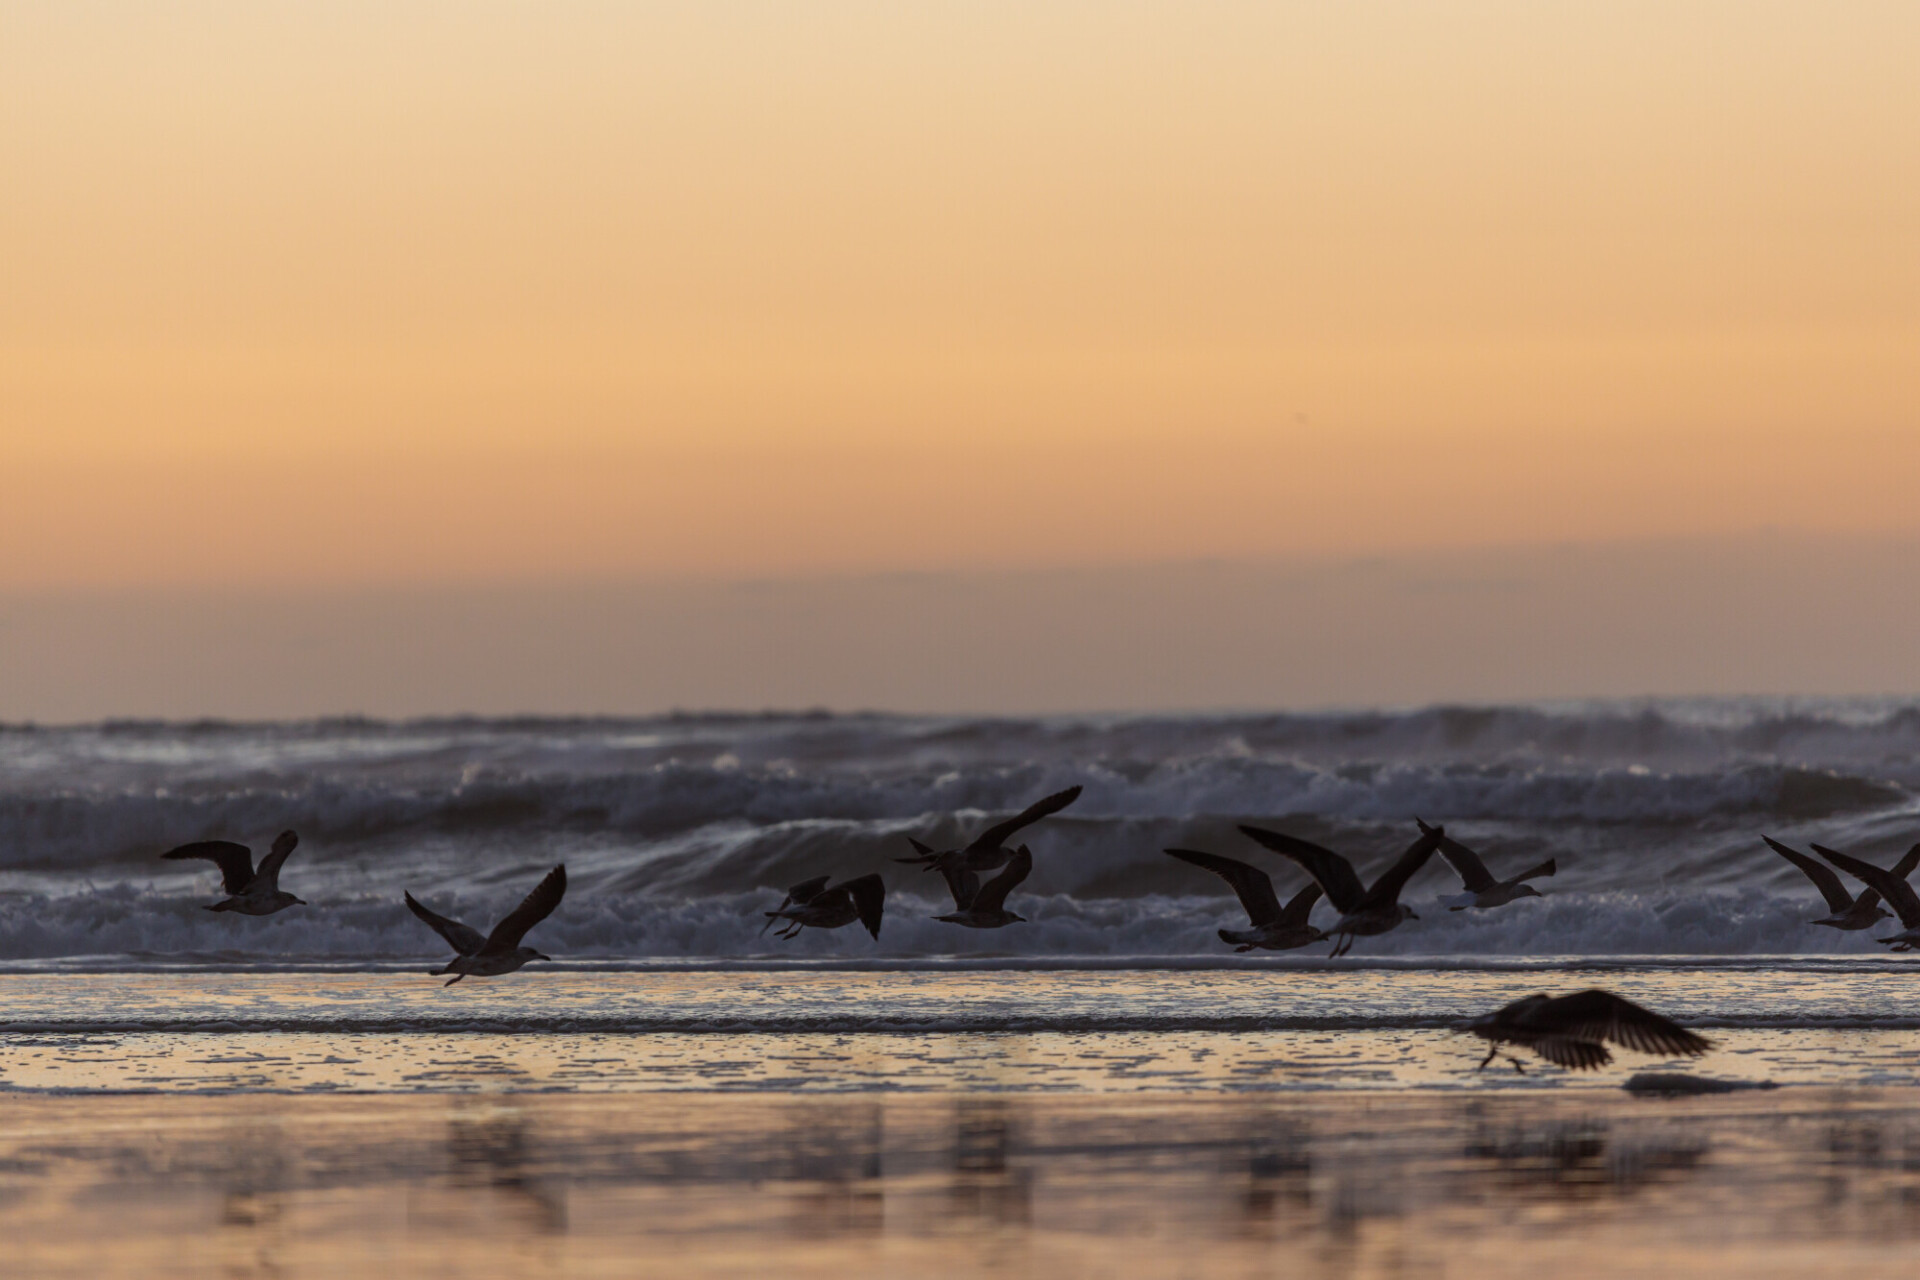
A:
[[534, 952, 552, 962], [1406, 908, 1419, 920]]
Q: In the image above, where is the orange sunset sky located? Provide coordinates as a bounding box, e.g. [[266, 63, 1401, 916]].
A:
[[4, 1, 1915, 595]]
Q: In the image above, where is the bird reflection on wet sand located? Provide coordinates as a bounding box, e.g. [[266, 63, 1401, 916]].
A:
[[421, 1107, 568, 1236], [946, 1100, 1033, 1229], [7, 1091, 1920, 1276], [781, 1103, 883, 1240]]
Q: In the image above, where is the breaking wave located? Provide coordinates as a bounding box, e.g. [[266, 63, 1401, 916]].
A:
[[4, 701, 1920, 961]]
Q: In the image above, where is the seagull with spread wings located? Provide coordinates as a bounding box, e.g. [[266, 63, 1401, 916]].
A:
[[1765, 837, 1920, 932], [1237, 823, 1443, 956], [1419, 820, 1556, 911], [932, 845, 1034, 929], [406, 865, 567, 985], [1163, 848, 1325, 952], [1811, 843, 1920, 951], [896, 785, 1081, 877], [762, 873, 886, 941], [161, 830, 306, 916], [1461, 989, 1713, 1072]]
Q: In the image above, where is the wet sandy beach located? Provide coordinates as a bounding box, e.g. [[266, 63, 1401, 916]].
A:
[[8, 1087, 1920, 1278], [0, 969, 1918, 1275]]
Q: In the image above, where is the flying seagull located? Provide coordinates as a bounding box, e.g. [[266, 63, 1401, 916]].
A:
[[1811, 843, 1920, 951], [1163, 848, 1325, 952], [1419, 820, 1556, 910], [161, 830, 306, 915], [932, 845, 1033, 929], [896, 785, 1082, 877], [1237, 823, 1444, 956], [405, 864, 567, 985], [762, 873, 886, 941], [1765, 837, 1920, 932], [1460, 989, 1712, 1072]]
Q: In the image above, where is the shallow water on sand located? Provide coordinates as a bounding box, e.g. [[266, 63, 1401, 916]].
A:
[[6, 968, 1920, 1275]]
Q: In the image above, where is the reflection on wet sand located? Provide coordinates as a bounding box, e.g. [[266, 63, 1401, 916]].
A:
[[781, 1102, 883, 1240], [948, 1099, 1032, 1229], [4, 1090, 1920, 1276]]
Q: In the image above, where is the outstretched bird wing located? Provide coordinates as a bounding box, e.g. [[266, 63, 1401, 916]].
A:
[[894, 837, 943, 868], [968, 847, 1033, 914], [1535, 990, 1712, 1059], [937, 862, 980, 911], [966, 785, 1082, 854], [480, 864, 568, 955], [161, 840, 256, 895], [840, 873, 886, 940], [1529, 1036, 1615, 1071], [1504, 858, 1557, 887], [1813, 845, 1920, 928], [1236, 826, 1367, 914], [1861, 843, 1920, 912], [780, 875, 833, 908], [1278, 880, 1324, 928], [405, 892, 488, 955], [1895, 843, 1920, 878], [1164, 848, 1284, 927], [1763, 837, 1856, 914], [1428, 825, 1497, 894], [252, 830, 300, 893], [1356, 827, 1445, 912]]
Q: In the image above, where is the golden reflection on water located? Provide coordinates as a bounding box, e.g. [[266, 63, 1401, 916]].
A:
[[0, 1027, 1909, 1092], [4, 1090, 1920, 1277]]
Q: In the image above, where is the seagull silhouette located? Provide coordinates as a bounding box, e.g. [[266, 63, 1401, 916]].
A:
[[1765, 837, 1920, 932], [161, 831, 306, 915], [896, 786, 1081, 877], [1163, 848, 1324, 951], [1811, 844, 1920, 951], [762, 873, 886, 941], [1419, 820, 1556, 911], [1236, 823, 1443, 956], [406, 865, 567, 985], [1460, 989, 1712, 1072], [933, 846, 1033, 929]]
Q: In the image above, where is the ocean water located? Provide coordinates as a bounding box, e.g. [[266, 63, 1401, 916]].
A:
[[3, 700, 1920, 962], [8, 703, 1920, 1276]]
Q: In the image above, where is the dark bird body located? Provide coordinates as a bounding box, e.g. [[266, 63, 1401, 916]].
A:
[[1163, 848, 1325, 951], [162, 831, 305, 915], [763, 873, 886, 940], [1462, 989, 1712, 1072], [896, 786, 1081, 878], [1422, 821, 1555, 910], [1811, 843, 1920, 950], [406, 865, 567, 985], [1236, 824, 1444, 956], [933, 846, 1033, 929], [1766, 837, 1920, 932]]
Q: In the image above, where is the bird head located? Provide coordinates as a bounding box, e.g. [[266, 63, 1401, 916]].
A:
[[1398, 904, 1419, 922], [1514, 885, 1544, 900], [1008, 912, 1027, 924]]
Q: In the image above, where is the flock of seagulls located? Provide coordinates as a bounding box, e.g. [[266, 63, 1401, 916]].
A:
[[162, 832, 567, 985], [162, 789, 1920, 1076]]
